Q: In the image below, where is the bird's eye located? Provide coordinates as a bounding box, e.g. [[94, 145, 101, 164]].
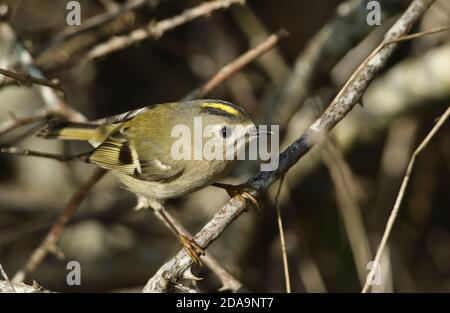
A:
[[221, 126, 232, 138]]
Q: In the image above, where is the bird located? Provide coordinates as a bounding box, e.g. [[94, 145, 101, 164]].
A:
[[38, 99, 260, 263]]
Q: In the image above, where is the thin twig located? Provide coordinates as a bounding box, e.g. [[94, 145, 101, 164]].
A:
[[0, 146, 79, 162], [0, 67, 63, 91], [0, 262, 16, 292], [49, 0, 150, 46], [184, 28, 288, 100], [85, 0, 244, 62], [143, 0, 436, 292], [362, 105, 450, 293], [0, 110, 51, 136], [13, 169, 107, 283], [274, 175, 291, 293]]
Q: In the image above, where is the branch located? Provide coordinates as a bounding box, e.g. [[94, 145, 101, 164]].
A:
[[0, 67, 63, 91], [0, 146, 77, 162], [279, 31, 450, 196], [143, 0, 436, 293], [83, 0, 244, 63], [362, 104, 450, 293], [48, 0, 151, 46], [13, 169, 107, 283], [184, 28, 288, 100], [0, 280, 53, 293], [0, 110, 51, 136]]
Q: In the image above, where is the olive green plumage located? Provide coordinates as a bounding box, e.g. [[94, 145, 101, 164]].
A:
[[39, 99, 255, 201]]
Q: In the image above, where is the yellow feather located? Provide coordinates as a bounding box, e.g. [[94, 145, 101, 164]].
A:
[[201, 102, 240, 116]]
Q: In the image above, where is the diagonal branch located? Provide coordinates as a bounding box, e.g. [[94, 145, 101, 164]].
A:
[[184, 28, 288, 100], [143, 0, 436, 293]]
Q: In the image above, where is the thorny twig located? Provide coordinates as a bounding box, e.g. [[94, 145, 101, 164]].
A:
[[13, 169, 107, 283], [362, 104, 450, 293], [143, 0, 436, 293]]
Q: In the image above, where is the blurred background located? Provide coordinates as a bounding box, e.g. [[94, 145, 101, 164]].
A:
[[0, 0, 449, 292]]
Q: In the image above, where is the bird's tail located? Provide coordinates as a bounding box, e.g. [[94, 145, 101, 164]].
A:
[[38, 120, 99, 141]]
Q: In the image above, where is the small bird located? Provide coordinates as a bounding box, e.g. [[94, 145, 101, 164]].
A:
[[39, 99, 259, 262]]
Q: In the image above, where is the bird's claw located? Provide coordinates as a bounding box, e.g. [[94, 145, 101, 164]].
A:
[[178, 234, 205, 265], [213, 183, 260, 211]]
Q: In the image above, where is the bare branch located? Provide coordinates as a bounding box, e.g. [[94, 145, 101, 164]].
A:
[[13, 169, 107, 283], [84, 0, 245, 62], [0, 67, 63, 91], [0, 280, 53, 293], [362, 104, 450, 293], [0, 146, 78, 162], [49, 0, 151, 46], [0, 110, 51, 136], [184, 29, 288, 100], [144, 0, 436, 293]]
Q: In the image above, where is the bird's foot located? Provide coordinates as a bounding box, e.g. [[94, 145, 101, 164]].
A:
[[212, 183, 260, 210], [178, 234, 205, 265]]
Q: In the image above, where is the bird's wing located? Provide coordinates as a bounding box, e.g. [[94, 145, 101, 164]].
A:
[[88, 126, 183, 182], [91, 107, 151, 125]]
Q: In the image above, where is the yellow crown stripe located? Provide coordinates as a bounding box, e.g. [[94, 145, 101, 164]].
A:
[[201, 102, 240, 116]]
